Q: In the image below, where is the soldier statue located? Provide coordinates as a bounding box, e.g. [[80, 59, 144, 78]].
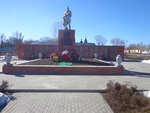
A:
[[62, 7, 72, 30]]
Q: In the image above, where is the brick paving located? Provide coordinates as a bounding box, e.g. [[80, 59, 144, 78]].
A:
[[1, 92, 113, 113]]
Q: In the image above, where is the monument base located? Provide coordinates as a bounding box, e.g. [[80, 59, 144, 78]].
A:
[[2, 65, 124, 75], [58, 30, 75, 51]]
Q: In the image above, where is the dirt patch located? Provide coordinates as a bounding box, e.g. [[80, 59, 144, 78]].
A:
[[19, 58, 112, 66]]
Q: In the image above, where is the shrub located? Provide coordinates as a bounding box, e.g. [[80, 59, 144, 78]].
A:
[[0, 80, 9, 94], [104, 81, 150, 113]]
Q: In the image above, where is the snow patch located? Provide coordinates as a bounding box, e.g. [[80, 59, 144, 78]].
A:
[[0, 56, 5, 62], [141, 59, 150, 64], [143, 90, 150, 98]]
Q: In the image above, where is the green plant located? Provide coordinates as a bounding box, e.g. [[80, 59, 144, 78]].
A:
[[13, 62, 17, 64]]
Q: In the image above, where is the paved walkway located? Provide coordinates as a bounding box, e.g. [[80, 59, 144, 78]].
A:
[[0, 74, 150, 90], [0, 60, 150, 90], [122, 60, 150, 74], [0, 59, 150, 113], [2, 92, 113, 113]]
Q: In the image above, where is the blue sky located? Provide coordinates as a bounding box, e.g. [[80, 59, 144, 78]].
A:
[[0, 0, 150, 45]]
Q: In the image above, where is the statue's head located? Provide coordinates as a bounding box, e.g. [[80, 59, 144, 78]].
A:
[[66, 6, 69, 10]]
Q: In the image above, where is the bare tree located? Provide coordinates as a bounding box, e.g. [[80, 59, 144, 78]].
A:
[[9, 32, 24, 47], [51, 21, 63, 39], [24, 39, 33, 44], [40, 36, 50, 43], [136, 43, 141, 50], [0, 34, 6, 45], [127, 43, 148, 52], [148, 44, 150, 50], [39, 36, 58, 45], [47, 38, 58, 44], [95, 35, 107, 45], [120, 40, 125, 46], [111, 38, 125, 46], [127, 44, 137, 50], [141, 44, 147, 51]]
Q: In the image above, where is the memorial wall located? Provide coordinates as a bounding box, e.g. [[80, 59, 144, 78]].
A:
[[18, 44, 124, 60]]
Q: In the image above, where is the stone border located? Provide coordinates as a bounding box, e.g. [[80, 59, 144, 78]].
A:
[[5, 89, 149, 93], [3, 65, 124, 75]]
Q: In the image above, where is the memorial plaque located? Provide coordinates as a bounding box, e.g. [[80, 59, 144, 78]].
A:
[[114, 47, 118, 52], [24, 45, 33, 58], [85, 46, 88, 57], [75, 46, 78, 52], [55, 46, 58, 50], [49, 47, 53, 55], [114, 47, 119, 58], [58, 30, 75, 51], [109, 47, 113, 59], [80, 46, 83, 57], [61, 38, 72, 46], [24, 45, 32, 52], [34, 45, 38, 50], [34, 50, 38, 55], [45, 45, 48, 51], [44, 46, 48, 57], [99, 47, 103, 58], [39, 46, 43, 52], [64, 32, 71, 36], [104, 47, 108, 59], [95, 47, 98, 53], [90, 47, 94, 57]]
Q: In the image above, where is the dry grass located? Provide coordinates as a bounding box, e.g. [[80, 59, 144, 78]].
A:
[[125, 53, 150, 60], [0, 80, 9, 94], [103, 81, 150, 113]]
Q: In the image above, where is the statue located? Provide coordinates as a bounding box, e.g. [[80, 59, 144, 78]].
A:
[[116, 54, 122, 67], [62, 7, 72, 30], [5, 53, 12, 65]]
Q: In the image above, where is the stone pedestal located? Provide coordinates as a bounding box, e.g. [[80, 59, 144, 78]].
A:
[[58, 30, 75, 51]]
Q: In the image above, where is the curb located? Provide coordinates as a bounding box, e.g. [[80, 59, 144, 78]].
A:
[[6, 89, 149, 93], [7, 89, 106, 93]]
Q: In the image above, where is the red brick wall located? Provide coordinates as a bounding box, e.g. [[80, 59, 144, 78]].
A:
[[18, 44, 24, 59], [75, 45, 124, 60], [3, 65, 124, 75], [18, 44, 124, 60]]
